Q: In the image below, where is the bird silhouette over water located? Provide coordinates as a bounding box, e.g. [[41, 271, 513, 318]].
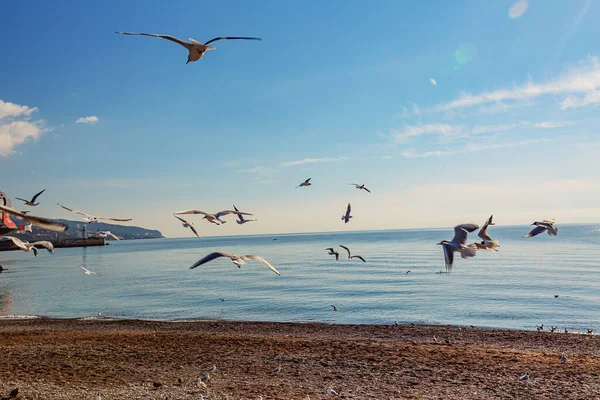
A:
[[326, 248, 340, 260], [525, 219, 558, 237], [474, 215, 499, 251], [341, 203, 352, 223], [437, 223, 479, 272], [339, 245, 366, 262]]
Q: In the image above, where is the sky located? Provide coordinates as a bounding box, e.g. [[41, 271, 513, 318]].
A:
[[2, 0, 600, 238]]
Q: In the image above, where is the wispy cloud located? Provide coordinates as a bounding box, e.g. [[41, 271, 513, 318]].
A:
[[433, 56, 600, 112], [471, 122, 528, 134], [532, 121, 571, 129], [0, 99, 48, 156], [76, 116, 99, 124], [279, 157, 348, 168], [430, 78, 437, 86], [235, 166, 278, 177], [401, 138, 554, 159], [391, 124, 461, 143]]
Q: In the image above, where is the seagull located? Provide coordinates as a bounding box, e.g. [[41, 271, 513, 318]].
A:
[[564, 328, 569, 333], [525, 219, 558, 238], [554, 294, 559, 298], [57, 203, 132, 223], [97, 231, 120, 241], [349, 183, 371, 193], [0, 236, 54, 256], [437, 223, 479, 272], [219, 297, 225, 302], [325, 248, 340, 261], [200, 373, 210, 383], [0, 205, 67, 232], [519, 373, 529, 381], [15, 189, 46, 206], [537, 324, 544, 331], [190, 251, 280, 275], [174, 209, 252, 225], [272, 364, 281, 373], [561, 354, 567, 363], [80, 265, 101, 276], [330, 305, 337, 311], [406, 270, 411, 274], [295, 178, 311, 189], [587, 329, 594, 334], [551, 326, 557, 333], [173, 214, 201, 239], [339, 245, 366, 262], [92, 395, 101, 400], [474, 215, 499, 252], [115, 32, 262, 64], [233, 205, 257, 224], [327, 387, 338, 398], [206, 365, 217, 373], [341, 203, 352, 223]]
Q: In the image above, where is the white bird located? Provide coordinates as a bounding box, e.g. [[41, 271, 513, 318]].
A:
[[561, 354, 567, 363], [80, 265, 102, 276], [295, 178, 311, 189], [57, 203, 132, 224], [349, 183, 371, 193], [519, 373, 529, 381], [304, 396, 310, 400], [233, 205, 257, 224], [200, 373, 210, 383], [525, 219, 558, 237], [325, 247, 340, 261], [97, 231, 120, 241], [173, 214, 201, 239], [474, 215, 499, 252], [327, 387, 338, 397], [339, 245, 366, 262], [190, 251, 280, 276], [116, 32, 262, 64], [0, 205, 68, 232], [341, 203, 352, 223], [15, 189, 45, 206], [174, 209, 252, 225], [430, 78, 437, 86], [91, 395, 101, 400], [206, 364, 217, 373], [0, 236, 54, 256], [437, 223, 479, 272], [272, 364, 282, 373]]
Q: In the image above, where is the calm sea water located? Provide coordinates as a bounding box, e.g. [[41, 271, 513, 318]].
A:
[[0, 225, 599, 331]]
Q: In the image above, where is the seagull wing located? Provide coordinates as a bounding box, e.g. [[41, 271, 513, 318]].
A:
[[452, 223, 479, 245], [547, 225, 558, 236], [351, 255, 366, 263], [203, 36, 262, 46], [104, 232, 121, 241], [0, 236, 28, 251], [98, 217, 132, 222], [173, 214, 200, 238], [115, 32, 192, 49], [441, 243, 454, 272], [363, 186, 371, 193], [542, 219, 556, 224], [57, 203, 93, 219], [525, 225, 547, 237], [216, 210, 253, 217], [346, 203, 351, 217], [15, 197, 29, 203], [335, 251, 339, 261], [30, 189, 46, 203], [339, 245, 352, 258], [0, 205, 68, 232], [243, 255, 280, 276], [31, 241, 54, 254], [305, 178, 311, 184], [174, 209, 210, 216], [190, 251, 234, 269]]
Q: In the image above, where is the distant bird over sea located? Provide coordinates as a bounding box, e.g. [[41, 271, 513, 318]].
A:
[[327, 387, 338, 398], [339, 245, 366, 262], [174, 209, 252, 225], [57, 203, 132, 224], [0, 236, 54, 256], [97, 231, 120, 241], [330, 305, 337, 311], [15, 189, 45, 206], [474, 215, 499, 252], [80, 265, 101, 276], [519, 373, 529, 381], [0, 205, 67, 232], [296, 178, 312, 189], [437, 223, 479, 272], [341, 203, 352, 223], [190, 251, 280, 275], [233, 205, 257, 225], [349, 183, 371, 193], [325, 247, 340, 260], [525, 219, 558, 237], [115, 32, 261, 64], [173, 214, 201, 239]]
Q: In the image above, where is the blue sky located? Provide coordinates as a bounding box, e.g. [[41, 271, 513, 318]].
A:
[[2, 0, 600, 237]]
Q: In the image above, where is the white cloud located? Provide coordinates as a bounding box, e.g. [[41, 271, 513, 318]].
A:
[[508, 0, 529, 19], [392, 124, 461, 143], [279, 157, 348, 168], [430, 78, 437, 86], [471, 122, 528, 134], [76, 116, 99, 124], [0, 99, 48, 156], [532, 121, 571, 129], [401, 138, 554, 159], [433, 56, 600, 112]]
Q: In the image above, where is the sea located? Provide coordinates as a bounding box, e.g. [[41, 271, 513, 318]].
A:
[[0, 224, 599, 332]]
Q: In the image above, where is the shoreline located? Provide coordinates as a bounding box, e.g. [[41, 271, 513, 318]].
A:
[[1, 319, 599, 399]]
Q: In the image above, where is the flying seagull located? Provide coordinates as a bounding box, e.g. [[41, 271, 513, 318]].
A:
[[57, 203, 132, 223], [330, 305, 337, 311], [474, 215, 499, 252], [295, 178, 311, 189], [341, 203, 352, 223], [325, 247, 340, 261], [174, 209, 252, 225], [233, 205, 257, 224], [525, 219, 558, 237], [173, 214, 201, 239], [15, 189, 46, 206], [339, 245, 366, 262], [0, 205, 67, 232], [190, 251, 280, 275], [349, 183, 371, 193], [0, 236, 54, 256], [80, 265, 101, 276], [437, 223, 479, 272], [115, 32, 261, 64], [97, 231, 120, 241]]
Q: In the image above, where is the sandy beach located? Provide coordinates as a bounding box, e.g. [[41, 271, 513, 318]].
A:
[[0, 319, 599, 399]]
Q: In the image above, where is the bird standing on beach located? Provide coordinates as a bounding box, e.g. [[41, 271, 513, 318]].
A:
[[206, 365, 217, 373], [57, 203, 132, 224], [296, 178, 312, 189], [325, 248, 340, 260], [339, 245, 366, 262], [173, 214, 201, 239], [190, 251, 280, 275], [115, 32, 262, 64], [327, 387, 338, 398], [561, 354, 567, 363], [233, 205, 257, 224], [474, 215, 499, 251], [519, 373, 529, 381], [349, 183, 371, 193], [15, 189, 45, 206], [437, 223, 479, 272], [0, 236, 54, 256], [272, 364, 282, 374], [525, 219, 558, 237], [174, 209, 253, 225], [341, 203, 352, 223], [200, 373, 210, 383], [80, 265, 101, 276]]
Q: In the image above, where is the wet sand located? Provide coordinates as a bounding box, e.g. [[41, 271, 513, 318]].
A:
[[0, 319, 599, 399]]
